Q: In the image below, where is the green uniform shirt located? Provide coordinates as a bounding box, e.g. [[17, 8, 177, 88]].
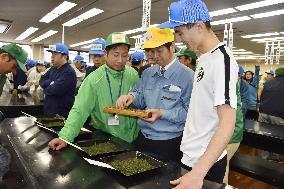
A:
[[58, 64, 140, 143], [230, 81, 244, 144]]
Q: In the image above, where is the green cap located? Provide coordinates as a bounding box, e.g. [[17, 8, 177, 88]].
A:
[[105, 32, 131, 48], [275, 67, 284, 76], [176, 47, 197, 60], [1, 44, 28, 72]]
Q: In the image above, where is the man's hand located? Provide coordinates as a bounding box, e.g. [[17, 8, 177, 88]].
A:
[[170, 170, 204, 189], [11, 89, 18, 96], [48, 138, 67, 150], [116, 95, 134, 109], [142, 109, 162, 122]]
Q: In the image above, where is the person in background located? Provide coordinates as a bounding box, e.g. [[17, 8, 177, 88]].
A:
[[238, 65, 250, 116], [159, 0, 238, 187], [116, 27, 194, 162], [176, 47, 197, 71], [71, 55, 85, 89], [48, 32, 140, 150], [243, 59, 260, 120], [18, 61, 46, 92], [223, 75, 244, 184], [85, 38, 106, 78], [0, 43, 28, 182], [259, 67, 284, 126], [258, 69, 274, 101], [130, 51, 145, 77], [39, 43, 77, 118], [10, 67, 27, 95]]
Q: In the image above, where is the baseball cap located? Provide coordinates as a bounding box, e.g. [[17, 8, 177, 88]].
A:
[[47, 43, 69, 55], [26, 59, 36, 67], [89, 38, 106, 55], [176, 47, 197, 60], [159, 0, 211, 29], [105, 32, 130, 48], [142, 27, 174, 49], [0, 44, 28, 72], [265, 69, 274, 75], [73, 55, 84, 62], [275, 67, 284, 76], [131, 51, 145, 62]]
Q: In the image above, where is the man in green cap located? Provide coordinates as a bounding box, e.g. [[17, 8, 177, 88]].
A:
[[0, 43, 27, 181], [48, 32, 140, 150], [0, 44, 28, 95], [176, 47, 197, 71]]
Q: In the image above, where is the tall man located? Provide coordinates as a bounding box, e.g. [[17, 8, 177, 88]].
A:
[[159, 0, 238, 187]]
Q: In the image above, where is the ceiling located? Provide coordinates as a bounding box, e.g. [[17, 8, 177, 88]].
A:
[[0, 0, 284, 62]]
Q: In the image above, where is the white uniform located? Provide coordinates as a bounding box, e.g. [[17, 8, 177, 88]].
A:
[[181, 43, 238, 167], [70, 64, 85, 88]]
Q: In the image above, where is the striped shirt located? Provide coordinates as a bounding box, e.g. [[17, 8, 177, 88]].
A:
[[180, 43, 238, 167]]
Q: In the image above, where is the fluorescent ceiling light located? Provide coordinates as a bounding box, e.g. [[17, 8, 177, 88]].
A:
[[15, 27, 39, 40], [81, 45, 92, 49], [251, 36, 284, 42], [235, 0, 284, 11], [209, 8, 237, 17], [122, 24, 158, 35], [251, 9, 284, 19], [280, 32, 284, 34], [40, 1, 77, 23], [130, 35, 143, 39], [70, 38, 97, 48], [63, 8, 104, 27], [211, 16, 251, 26], [232, 49, 246, 52], [241, 32, 280, 38], [31, 30, 58, 42], [232, 51, 253, 55]]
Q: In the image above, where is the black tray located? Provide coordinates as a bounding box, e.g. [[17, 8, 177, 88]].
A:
[[100, 151, 166, 176], [77, 139, 131, 157]]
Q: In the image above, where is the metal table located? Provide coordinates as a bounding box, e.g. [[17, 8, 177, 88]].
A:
[[242, 119, 284, 155], [0, 118, 234, 189], [0, 92, 43, 117]]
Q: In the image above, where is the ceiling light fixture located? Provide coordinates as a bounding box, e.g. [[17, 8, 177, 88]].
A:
[[235, 0, 284, 11], [31, 30, 58, 42], [63, 8, 104, 27], [15, 27, 39, 40], [211, 16, 251, 26], [40, 1, 77, 23]]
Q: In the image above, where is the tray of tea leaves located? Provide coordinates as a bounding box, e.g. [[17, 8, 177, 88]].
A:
[[100, 151, 166, 176], [78, 140, 130, 157], [36, 115, 65, 127]]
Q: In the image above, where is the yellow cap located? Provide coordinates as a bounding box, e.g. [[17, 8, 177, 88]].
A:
[[142, 27, 174, 49]]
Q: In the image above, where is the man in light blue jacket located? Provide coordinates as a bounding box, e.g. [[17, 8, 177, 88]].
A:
[[116, 27, 194, 162]]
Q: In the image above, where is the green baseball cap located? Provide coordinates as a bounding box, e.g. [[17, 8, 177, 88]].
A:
[[275, 67, 284, 76], [1, 44, 28, 72], [176, 47, 197, 60], [105, 32, 131, 48]]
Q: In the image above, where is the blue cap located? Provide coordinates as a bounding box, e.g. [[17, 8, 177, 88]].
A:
[[73, 55, 84, 62], [131, 51, 145, 62], [35, 60, 46, 66], [47, 43, 69, 55], [26, 59, 36, 67], [159, 0, 211, 29], [265, 69, 274, 75], [89, 38, 106, 55], [238, 64, 244, 75]]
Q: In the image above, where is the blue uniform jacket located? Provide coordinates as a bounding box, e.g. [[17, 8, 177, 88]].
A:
[[40, 63, 77, 117]]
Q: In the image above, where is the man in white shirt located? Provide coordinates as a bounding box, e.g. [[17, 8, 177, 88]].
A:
[[159, 0, 238, 188]]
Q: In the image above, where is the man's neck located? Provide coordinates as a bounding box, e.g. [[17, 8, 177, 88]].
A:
[[198, 31, 221, 54], [160, 55, 175, 67]]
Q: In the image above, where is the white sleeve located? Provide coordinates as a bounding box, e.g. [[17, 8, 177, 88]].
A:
[[213, 58, 238, 109]]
